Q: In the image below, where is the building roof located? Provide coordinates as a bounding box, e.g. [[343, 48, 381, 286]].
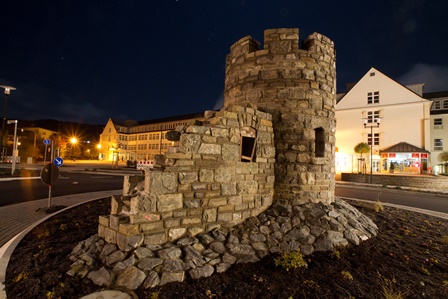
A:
[[423, 90, 448, 99], [110, 111, 206, 128], [379, 142, 430, 153]]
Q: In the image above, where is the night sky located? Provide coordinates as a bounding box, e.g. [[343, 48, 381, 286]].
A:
[[1, 0, 447, 125]]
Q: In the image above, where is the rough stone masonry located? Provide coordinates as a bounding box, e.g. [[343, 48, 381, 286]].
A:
[[68, 28, 378, 291]]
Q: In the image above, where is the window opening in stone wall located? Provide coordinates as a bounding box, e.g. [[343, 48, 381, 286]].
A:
[[314, 127, 325, 158], [241, 136, 257, 162]]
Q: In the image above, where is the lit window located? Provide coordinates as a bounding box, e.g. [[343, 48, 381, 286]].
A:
[[367, 111, 380, 123], [434, 118, 443, 128], [367, 91, 379, 104], [434, 139, 443, 151], [443, 100, 448, 109], [367, 133, 380, 146], [432, 100, 441, 110]]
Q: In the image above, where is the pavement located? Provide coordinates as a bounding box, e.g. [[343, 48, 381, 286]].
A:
[[0, 160, 136, 299], [0, 162, 447, 298]]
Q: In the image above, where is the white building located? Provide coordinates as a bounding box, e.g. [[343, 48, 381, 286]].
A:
[[335, 67, 432, 175], [425, 91, 448, 174]]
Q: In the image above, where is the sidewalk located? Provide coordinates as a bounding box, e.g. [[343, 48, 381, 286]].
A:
[[0, 190, 122, 298]]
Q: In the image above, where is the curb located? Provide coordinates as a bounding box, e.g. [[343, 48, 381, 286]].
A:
[[0, 190, 122, 299]]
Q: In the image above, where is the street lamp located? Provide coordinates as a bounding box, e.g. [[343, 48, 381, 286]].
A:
[[21, 128, 37, 148], [364, 118, 381, 184], [70, 137, 77, 160], [7, 120, 18, 175], [0, 85, 16, 162]]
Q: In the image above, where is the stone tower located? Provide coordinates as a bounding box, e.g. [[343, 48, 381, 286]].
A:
[[224, 28, 336, 204]]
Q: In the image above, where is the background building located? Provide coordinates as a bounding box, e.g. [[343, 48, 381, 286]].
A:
[[335, 67, 432, 175], [425, 90, 448, 174], [98, 112, 206, 162]]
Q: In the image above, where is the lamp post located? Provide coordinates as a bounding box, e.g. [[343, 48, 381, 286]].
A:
[[7, 120, 18, 175], [21, 128, 37, 148], [70, 137, 77, 160], [0, 85, 16, 162], [364, 118, 380, 184]]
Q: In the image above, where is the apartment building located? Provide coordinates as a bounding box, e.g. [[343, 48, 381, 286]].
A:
[[425, 90, 448, 174], [335, 67, 432, 174], [98, 112, 205, 162]]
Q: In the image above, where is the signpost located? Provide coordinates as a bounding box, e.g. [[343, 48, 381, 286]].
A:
[[54, 157, 64, 167], [43, 139, 51, 165], [40, 162, 60, 208]]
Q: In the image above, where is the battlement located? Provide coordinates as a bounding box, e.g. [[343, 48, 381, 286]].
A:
[[226, 28, 334, 70]]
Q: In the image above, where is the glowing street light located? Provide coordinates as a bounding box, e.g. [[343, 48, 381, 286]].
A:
[[0, 85, 16, 161], [70, 137, 77, 160]]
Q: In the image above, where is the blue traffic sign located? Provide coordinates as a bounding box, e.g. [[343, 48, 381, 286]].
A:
[[43, 139, 51, 145], [54, 157, 64, 167]]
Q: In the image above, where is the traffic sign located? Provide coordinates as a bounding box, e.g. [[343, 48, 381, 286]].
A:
[[40, 163, 59, 185], [54, 157, 64, 167], [43, 139, 51, 145]]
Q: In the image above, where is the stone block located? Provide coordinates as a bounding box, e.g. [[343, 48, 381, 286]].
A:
[[218, 205, 234, 213], [119, 223, 140, 235], [188, 226, 204, 236], [217, 212, 233, 222], [198, 143, 221, 155], [98, 224, 105, 239], [182, 217, 201, 225], [208, 197, 227, 207], [222, 144, 239, 161], [104, 227, 117, 244], [160, 272, 185, 285], [221, 182, 237, 195], [144, 232, 167, 245], [116, 232, 143, 252], [164, 218, 181, 228], [236, 181, 258, 194], [202, 208, 217, 222], [110, 215, 129, 230], [98, 215, 110, 227], [164, 152, 192, 160], [147, 172, 178, 194], [178, 172, 198, 184], [157, 193, 183, 212], [111, 195, 123, 215], [199, 168, 214, 182], [169, 228, 187, 241], [140, 221, 164, 233]]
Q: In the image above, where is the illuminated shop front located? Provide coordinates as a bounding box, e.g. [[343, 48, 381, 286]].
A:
[[379, 142, 430, 174]]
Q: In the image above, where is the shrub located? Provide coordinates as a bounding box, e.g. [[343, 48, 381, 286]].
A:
[[274, 250, 308, 271]]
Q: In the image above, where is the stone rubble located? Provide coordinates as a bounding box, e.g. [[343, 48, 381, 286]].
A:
[[68, 198, 378, 290]]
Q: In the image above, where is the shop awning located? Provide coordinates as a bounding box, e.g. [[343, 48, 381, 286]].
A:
[[379, 142, 430, 154]]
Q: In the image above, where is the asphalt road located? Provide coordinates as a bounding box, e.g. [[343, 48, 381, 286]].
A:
[[0, 171, 124, 206], [335, 185, 448, 214]]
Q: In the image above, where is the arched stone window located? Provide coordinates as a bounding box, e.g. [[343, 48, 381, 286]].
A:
[[314, 127, 325, 158]]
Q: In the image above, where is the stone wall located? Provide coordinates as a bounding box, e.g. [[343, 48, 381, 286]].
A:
[[224, 28, 337, 205], [341, 173, 448, 191], [98, 105, 276, 250]]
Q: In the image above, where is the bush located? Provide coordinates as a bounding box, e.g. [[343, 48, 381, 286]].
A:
[[274, 250, 308, 271]]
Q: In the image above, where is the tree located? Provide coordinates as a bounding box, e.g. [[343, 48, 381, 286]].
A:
[[438, 151, 448, 165], [354, 142, 370, 174]]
